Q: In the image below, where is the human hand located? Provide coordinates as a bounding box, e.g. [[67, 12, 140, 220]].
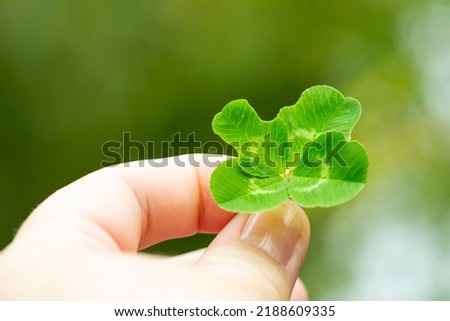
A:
[[0, 155, 310, 300]]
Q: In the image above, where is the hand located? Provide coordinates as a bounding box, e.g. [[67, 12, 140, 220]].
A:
[[0, 155, 310, 300]]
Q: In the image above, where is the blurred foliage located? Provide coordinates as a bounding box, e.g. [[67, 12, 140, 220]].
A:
[[1, 0, 449, 299]]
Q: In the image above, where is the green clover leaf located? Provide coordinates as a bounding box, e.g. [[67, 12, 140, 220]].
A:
[[211, 99, 288, 177], [210, 85, 368, 213]]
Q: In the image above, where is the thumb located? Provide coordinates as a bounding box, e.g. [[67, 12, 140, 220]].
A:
[[197, 201, 310, 300]]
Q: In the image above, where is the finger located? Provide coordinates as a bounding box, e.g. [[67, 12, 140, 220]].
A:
[[196, 201, 311, 300], [10, 154, 234, 252], [163, 248, 206, 265], [290, 279, 308, 301]]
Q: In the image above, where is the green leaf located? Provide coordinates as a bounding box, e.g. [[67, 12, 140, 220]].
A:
[[212, 99, 287, 177], [210, 85, 368, 213], [289, 132, 368, 207], [212, 99, 268, 143], [210, 159, 289, 213], [278, 85, 361, 151]]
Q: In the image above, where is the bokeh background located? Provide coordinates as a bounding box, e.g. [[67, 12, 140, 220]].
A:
[[1, 0, 449, 300]]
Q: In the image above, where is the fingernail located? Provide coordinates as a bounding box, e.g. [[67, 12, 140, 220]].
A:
[[240, 201, 303, 266]]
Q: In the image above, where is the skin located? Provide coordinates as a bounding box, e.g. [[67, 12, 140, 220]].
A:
[[0, 154, 310, 300]]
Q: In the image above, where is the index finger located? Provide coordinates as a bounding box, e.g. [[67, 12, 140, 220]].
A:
[[12, 154, 234, 252]]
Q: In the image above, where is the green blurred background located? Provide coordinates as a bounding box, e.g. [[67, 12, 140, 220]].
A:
[[1, 0, 449, 299]]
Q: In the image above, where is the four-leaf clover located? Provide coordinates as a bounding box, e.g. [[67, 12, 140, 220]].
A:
[[209, 85, 368, 213]]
